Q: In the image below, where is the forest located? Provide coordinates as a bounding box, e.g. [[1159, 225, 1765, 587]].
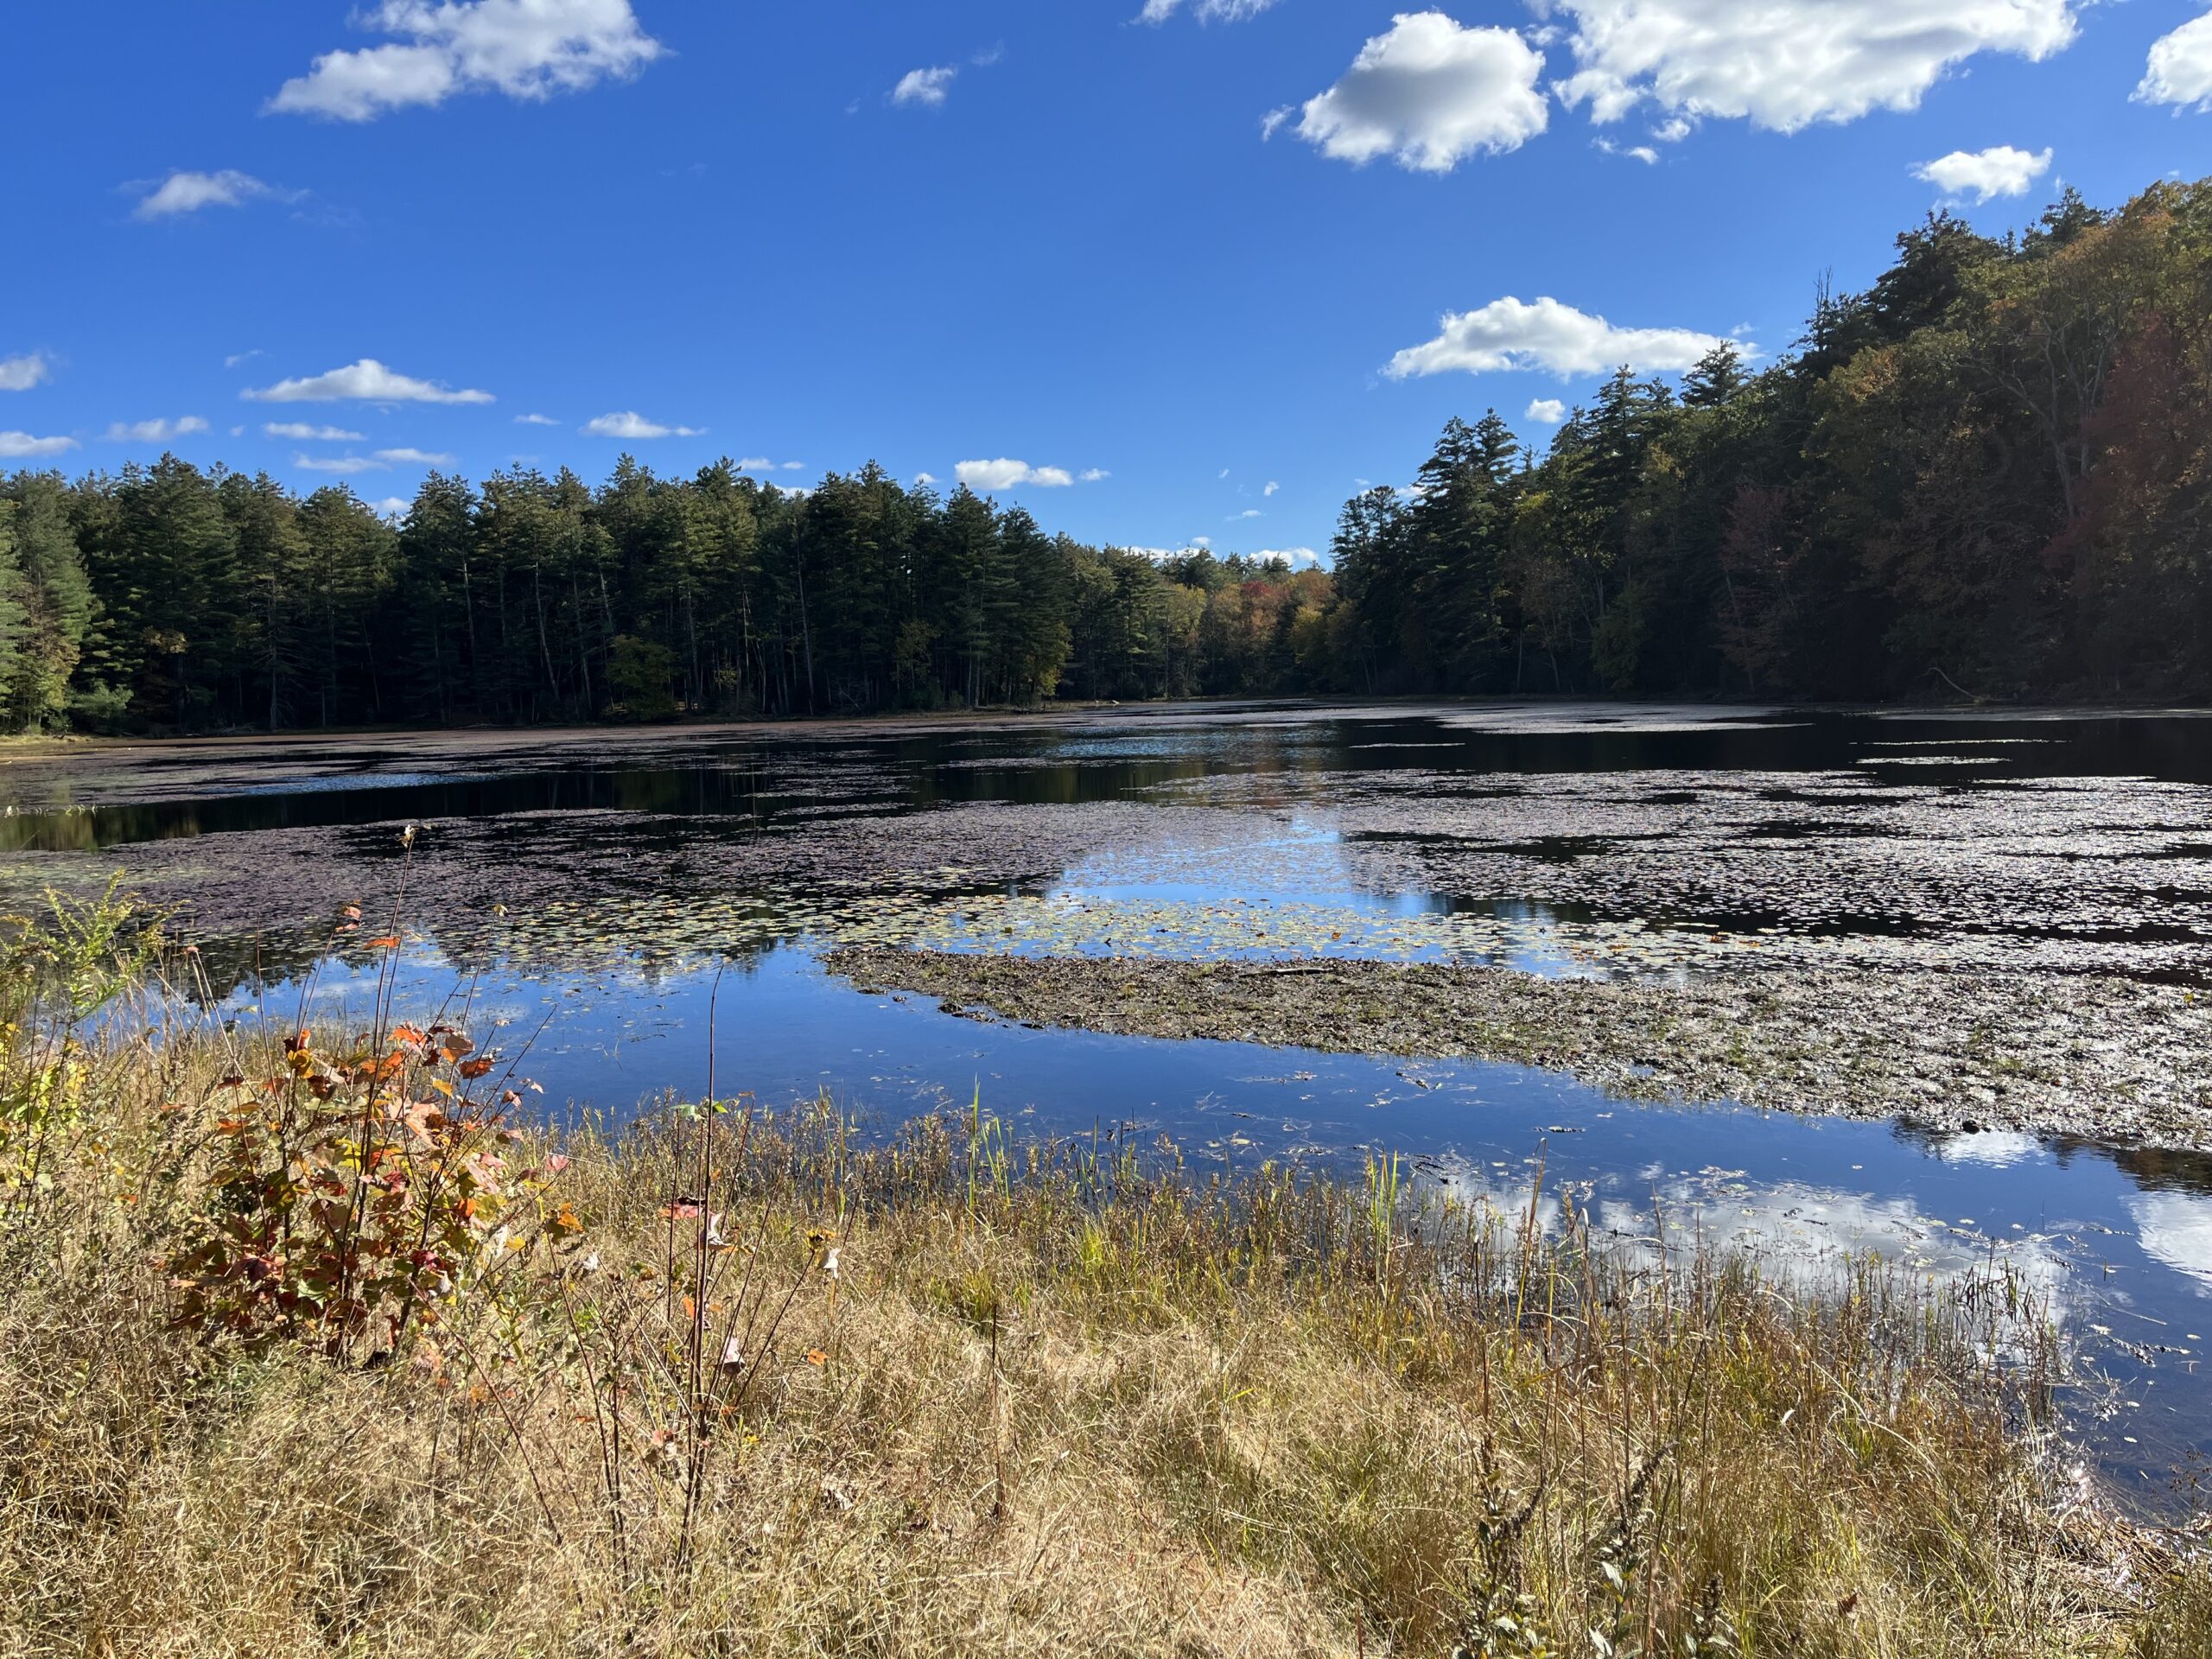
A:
[[2, 175, 2208, 734]]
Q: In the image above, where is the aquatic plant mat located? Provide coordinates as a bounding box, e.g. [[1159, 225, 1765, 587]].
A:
[[826, 950, 2212, 1148], [1, 997, 2207, 1650]]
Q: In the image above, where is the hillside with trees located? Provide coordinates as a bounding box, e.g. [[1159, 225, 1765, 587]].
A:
[[3, 176, 2209, 734]]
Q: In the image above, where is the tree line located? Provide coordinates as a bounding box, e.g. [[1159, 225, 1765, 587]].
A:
[[0, 455, 1323, 731], [3, 175, 2208, 734], [1329, 177, 2212, 702]]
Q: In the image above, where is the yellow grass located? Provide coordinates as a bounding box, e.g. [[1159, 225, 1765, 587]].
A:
[[0, 892, 2205, 1656]]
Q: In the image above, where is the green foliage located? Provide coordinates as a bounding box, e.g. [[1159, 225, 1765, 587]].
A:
[[605, 633, 678, 719], [0, 879, 162, 1200], [12, 175, 2212, 726], [1335, 175, 2212, 701]]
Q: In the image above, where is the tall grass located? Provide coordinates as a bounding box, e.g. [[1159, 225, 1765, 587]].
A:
[[0, 884, 2203, 1656]]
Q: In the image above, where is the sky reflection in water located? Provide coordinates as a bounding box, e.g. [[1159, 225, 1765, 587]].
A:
[[21, 700, 2212, 1513]]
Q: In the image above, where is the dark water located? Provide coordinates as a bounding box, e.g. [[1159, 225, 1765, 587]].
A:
[[11, 700, 2212, 1510]]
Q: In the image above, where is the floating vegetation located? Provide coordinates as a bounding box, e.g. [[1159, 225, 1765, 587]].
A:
[[824, 948, 2212, 1149]]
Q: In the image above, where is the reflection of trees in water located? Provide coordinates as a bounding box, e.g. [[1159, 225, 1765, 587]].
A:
[[177, 925, 788, 1010], [170, 867, 1067, 1007], [2082, 1141, 2212, 1198], [1893, 1119, 2212, 1200]]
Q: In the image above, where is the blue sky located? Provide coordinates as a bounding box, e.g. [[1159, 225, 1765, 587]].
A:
[[4, 1, 2211, 565]]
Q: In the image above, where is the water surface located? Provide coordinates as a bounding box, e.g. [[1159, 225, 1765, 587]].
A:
[[10, 700, 2212, 1510]]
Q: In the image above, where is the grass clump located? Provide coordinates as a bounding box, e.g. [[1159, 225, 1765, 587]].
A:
[[0, 886, 2205, 1656]]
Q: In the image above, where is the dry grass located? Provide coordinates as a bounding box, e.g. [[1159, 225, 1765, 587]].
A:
[[0, 902, 2206, 1656]]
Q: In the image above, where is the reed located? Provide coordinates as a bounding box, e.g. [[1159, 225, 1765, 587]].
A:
[[0, 884, 2202, 1656]]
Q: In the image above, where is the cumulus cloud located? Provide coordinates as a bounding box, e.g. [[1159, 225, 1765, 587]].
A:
[[0, 353, 50, 392], [1911, 144, 2052, 202], [583, 410, 702, 439], [1386, 296, 1737, 379], [1263, 480, 1280, 496], [0, 432, 78, 459], [374, 447, 456, 465], [296, 454, 388, 474], [103, 416, 211, 442], [912, 471, 939, 486], [1527, 397, 1568, 423], [371, 497, 412, 519], [1280, 12, 1548, 172], [1230, 508, 1262, 520], [1139, 0, 1280, 22], [264, 422, 365, 440], [1539, 0, 2082, 132], [956, 458, 1080, 490], [1080, 467, 1111, 482], [893, 66, 957, 107], [270, 0, 664, 121], [515, 411, 560, 425], [2138, 12, 2212, 111], [245, 358, 494, 404], [133, 170, 284, 219], [1252, 547, 1322, 569]]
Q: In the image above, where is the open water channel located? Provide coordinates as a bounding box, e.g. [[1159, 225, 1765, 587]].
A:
[[4, 700, 2210, 1511]]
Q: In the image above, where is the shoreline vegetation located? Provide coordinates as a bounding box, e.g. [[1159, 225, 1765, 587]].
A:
[[3, 181, 2212, 740], [3, 893, 2209, 1652], [826, 950, 2212, 1151]]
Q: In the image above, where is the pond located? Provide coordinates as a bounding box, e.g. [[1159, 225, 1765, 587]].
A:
[[5, 699, 2211, 1512]]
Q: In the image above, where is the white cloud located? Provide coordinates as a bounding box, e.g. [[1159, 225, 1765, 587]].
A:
[[912, 471, 939, 486], [133, 170, 284, 219], [264, 422, 365, 441], [0, 353, 50, 392], [782, 461, 805, 470], [1911, 144, 2052, 202], [956, 458, 1079, 490], [1539, 0, 2081, 132], [1282, 12, 1549, 172], [270, 0, 664, 121], [245, 358, 494, 404], [1140, 0, 1281, 22], [2138, 13, 2212, 111], [296, 453, 388, 474], [893, 66, 957, 107], [224, 349, 264, 370], [103, 416, 211, 442], [1262, 480, 1280, 496], [515, 411, 560, 425], [583, 410, 702, 439], [1080, 467, 1110, 482], [372, 497, 412, 519], [0, 432, 77, 459], [373, 447, 455, 465], [1527, 397, 1568, 423], [1253, 547, 1322, 569], [1596, 137, 1658, 162], [1230, 508, 1262, 520], [1385, 296, 1736, 379]]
